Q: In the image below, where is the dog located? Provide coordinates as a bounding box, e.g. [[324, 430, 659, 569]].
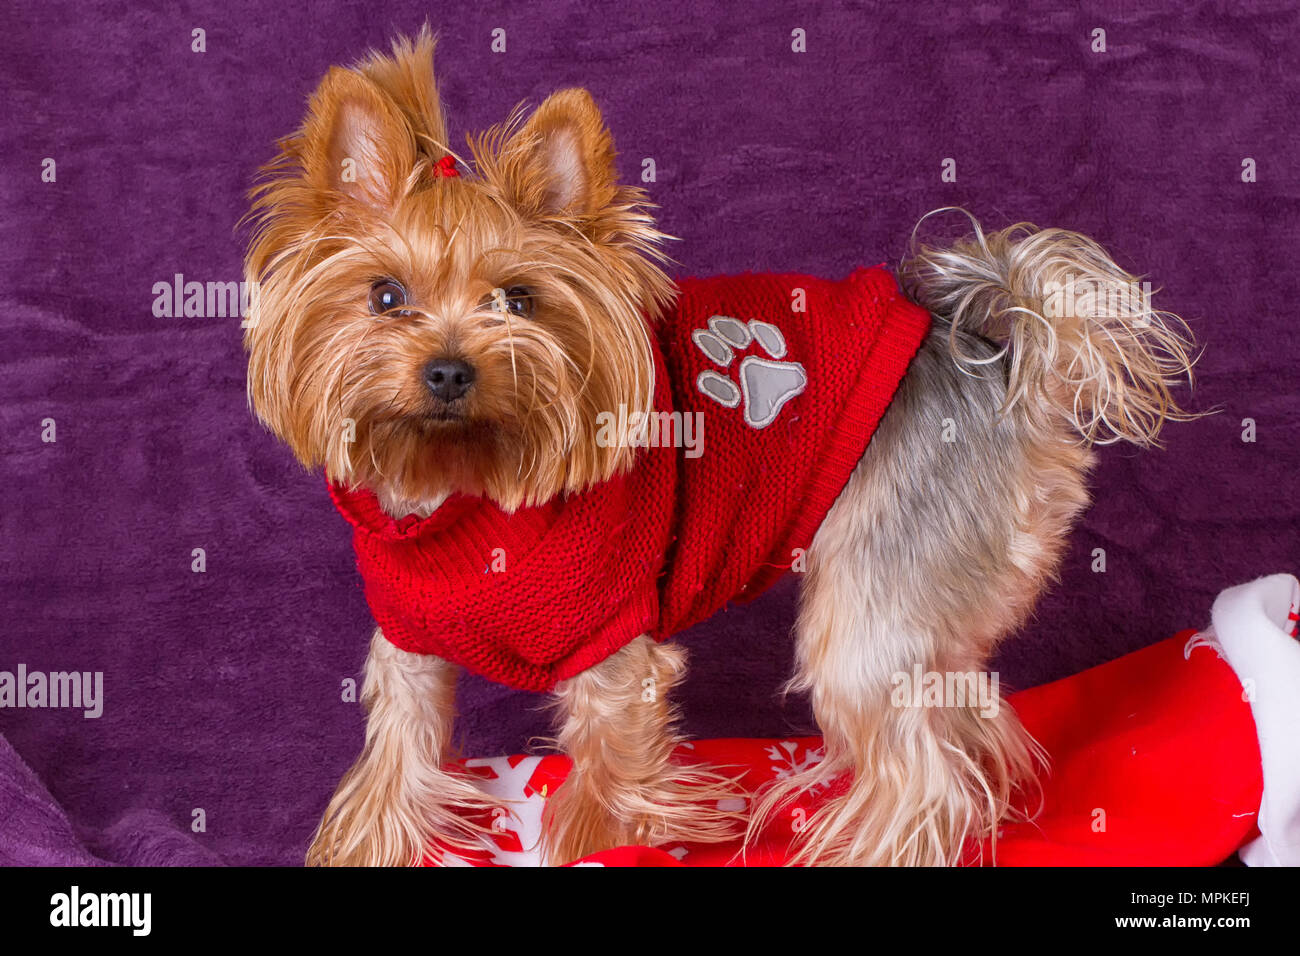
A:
[[242, 28, 1198, 866]]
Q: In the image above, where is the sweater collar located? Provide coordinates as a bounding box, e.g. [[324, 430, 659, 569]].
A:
[[328, 481, 495, 541]]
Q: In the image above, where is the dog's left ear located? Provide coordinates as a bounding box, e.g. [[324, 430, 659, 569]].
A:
[[497, 89, 619, 219]]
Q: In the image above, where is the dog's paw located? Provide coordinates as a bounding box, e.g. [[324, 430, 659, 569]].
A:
[[692, 316, 807, 429], [541, 765, 747, 866]]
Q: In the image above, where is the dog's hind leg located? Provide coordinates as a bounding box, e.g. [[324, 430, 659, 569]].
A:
[[750, 215, 1198, 865], [750, 330, 1090, 865]]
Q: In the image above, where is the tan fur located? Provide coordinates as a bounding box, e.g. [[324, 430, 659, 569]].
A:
[[748, 331, 1087, 865], [745, 211, 1198, 864], [245, 33, 1199, 867], [243, 27, 675, 513], [307, 629, 496, 866], [901, 208, 1204, 446], [542, 637, 745, 865]]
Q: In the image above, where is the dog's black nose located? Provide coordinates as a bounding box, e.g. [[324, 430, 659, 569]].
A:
[[423, 357, 476, 402]]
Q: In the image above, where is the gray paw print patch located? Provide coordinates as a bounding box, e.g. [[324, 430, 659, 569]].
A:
[[692, 316, 807, 429]]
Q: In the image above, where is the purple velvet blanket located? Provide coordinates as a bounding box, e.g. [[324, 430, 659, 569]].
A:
[[1, 1, 1296, 866]]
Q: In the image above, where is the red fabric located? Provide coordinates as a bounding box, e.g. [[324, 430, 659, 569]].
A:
[[331, 267, 931, 691], [435, 631, 1264, 866], [430, 154, 459, 178]]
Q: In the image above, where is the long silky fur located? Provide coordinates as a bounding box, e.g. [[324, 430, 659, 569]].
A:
[[246, 26, 1203, 869], [747, 211, 1198, 866], [307, 630, 499, 866], [899, 208, 1201, 447], [542, 637, 746, 865], [242, 27, 676, 514]]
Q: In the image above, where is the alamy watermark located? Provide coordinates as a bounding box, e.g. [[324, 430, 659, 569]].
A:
[[0, 665, 103, 718], [595, 404, 704, 459], [152, 273, 257, 320], [1043, 274, 1152, 321], [890, 664, 1000, 718], [50, 886, 150, 936]]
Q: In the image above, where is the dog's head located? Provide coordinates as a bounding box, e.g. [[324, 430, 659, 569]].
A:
[[243, 28, 672, 512]]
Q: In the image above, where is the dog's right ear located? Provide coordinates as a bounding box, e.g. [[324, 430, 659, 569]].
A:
[[297, 66, 418, 213]]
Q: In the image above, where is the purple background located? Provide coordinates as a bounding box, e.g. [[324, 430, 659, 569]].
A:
[[2, 1, 1297, 865]]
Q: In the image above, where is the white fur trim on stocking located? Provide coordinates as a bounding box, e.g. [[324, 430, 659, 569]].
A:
[[1196, 573, 1300, 866]]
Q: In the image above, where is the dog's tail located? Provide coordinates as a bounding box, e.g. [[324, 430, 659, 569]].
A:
[[899, 209, 1202, 446]]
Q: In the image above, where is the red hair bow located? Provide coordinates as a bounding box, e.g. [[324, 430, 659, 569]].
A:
[[431, 154, 459, 179]]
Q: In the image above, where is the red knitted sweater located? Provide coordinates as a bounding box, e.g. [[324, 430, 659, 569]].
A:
[[330, 267, 931, 691]]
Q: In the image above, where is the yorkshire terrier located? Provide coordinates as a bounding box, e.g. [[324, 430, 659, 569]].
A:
[[243, 29, 1198, 866]]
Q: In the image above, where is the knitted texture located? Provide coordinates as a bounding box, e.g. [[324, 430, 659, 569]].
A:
[[330, 267, 932, 691]]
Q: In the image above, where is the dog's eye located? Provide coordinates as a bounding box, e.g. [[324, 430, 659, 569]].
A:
[[489, 286, 535, 319], [369, 280, 410, 316]]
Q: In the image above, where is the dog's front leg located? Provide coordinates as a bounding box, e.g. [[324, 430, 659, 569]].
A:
[[541, 636, 744, 865], [306, 628, 494, 866]]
